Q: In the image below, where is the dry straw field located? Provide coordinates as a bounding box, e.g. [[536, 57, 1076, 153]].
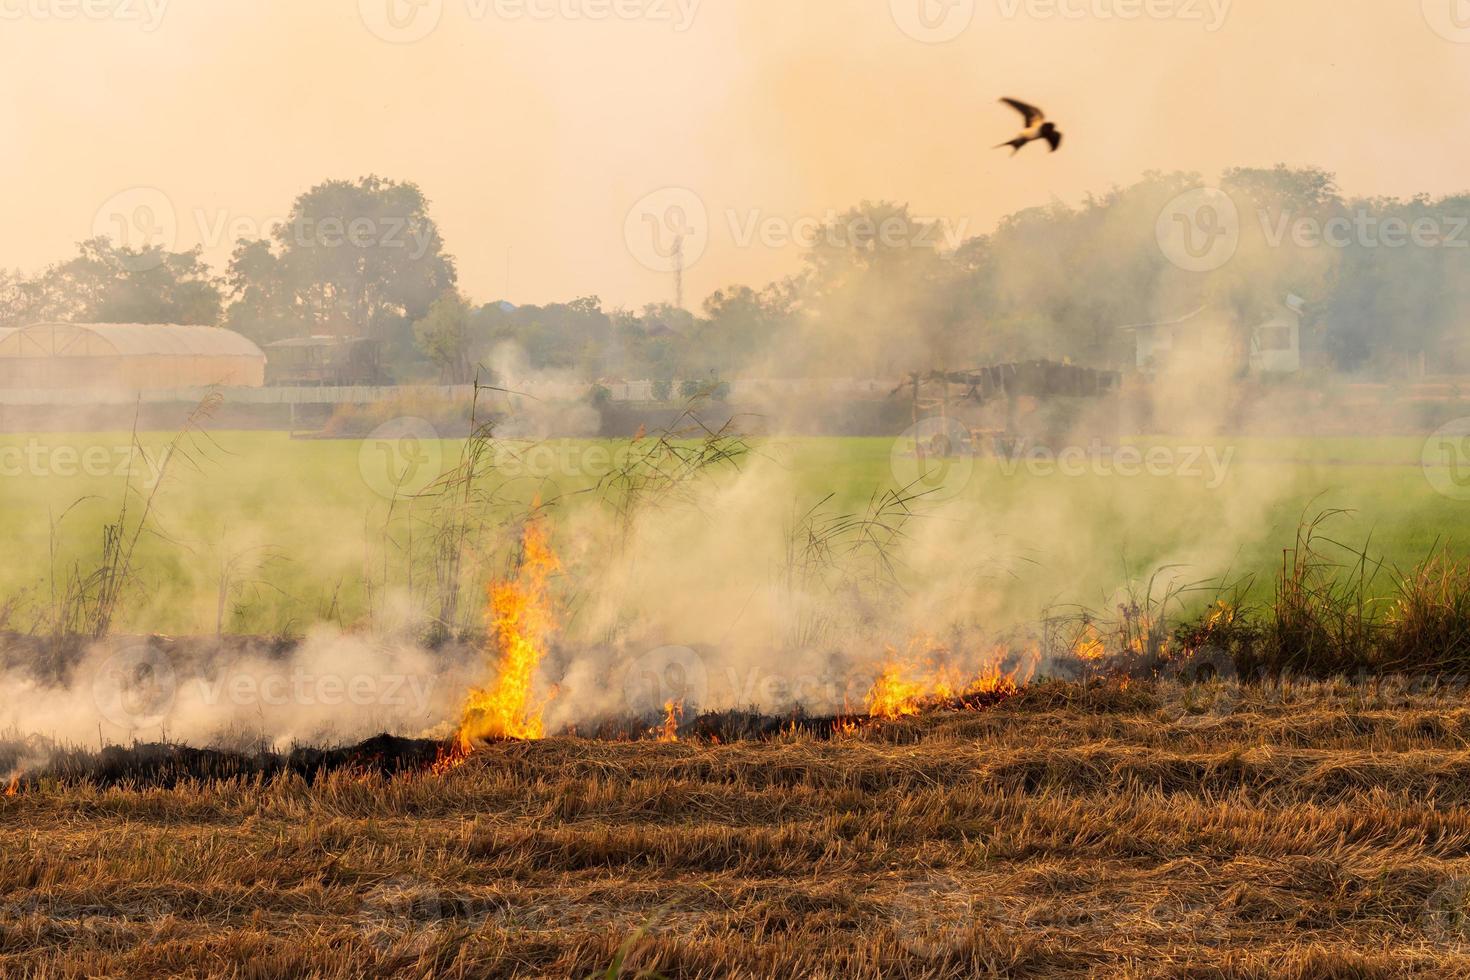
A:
[[7, 678, 1470, 978]]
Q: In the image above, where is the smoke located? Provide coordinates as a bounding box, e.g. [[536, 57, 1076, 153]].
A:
[[0, 627, 472, 750], [2, 0, 1468, 759], [3, 182, 1464, 742], [0, 280, 1422, 738], [484, 341, 602, 440]]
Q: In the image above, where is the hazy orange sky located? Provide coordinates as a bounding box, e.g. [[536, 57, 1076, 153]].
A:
[[3, 1, 1469, 308]]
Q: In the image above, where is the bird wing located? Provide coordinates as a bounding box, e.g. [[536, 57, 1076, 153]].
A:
[[1045, 129, 1062, 152], [1000, 97, 1045, 127]]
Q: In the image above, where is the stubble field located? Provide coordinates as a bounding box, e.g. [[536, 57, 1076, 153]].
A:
[[7, 679, 1470, 978]]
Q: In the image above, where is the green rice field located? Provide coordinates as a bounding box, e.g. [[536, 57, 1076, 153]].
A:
[[0, 430, 1463, 636]]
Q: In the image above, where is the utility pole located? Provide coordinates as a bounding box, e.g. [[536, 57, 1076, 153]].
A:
[[672, 234, 684, 310]]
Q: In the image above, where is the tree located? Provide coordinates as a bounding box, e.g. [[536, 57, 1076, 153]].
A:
[[223, 239, 297, 345], [790, 201, 955, 376], [1215, 165, 1340, 327], [0, 269, 46, 328], [473, 296, 613, 377], [226, 176, 457, 352], [1221, 164, 1340, 214], [32, 238, 222, 325], [958, 172, 1208, 367], [413, 292, 474, 383], [699, 284, 793, 374], [1323, 193, 1468, 372]]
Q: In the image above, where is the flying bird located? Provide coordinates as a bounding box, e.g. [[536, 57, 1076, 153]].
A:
[[995, 98, 1062, 155]]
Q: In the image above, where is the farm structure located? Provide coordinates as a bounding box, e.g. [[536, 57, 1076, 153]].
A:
[[0, 323, 266, 391], [898, 360, 1123, 454], [1126, 297, 1304, 376], [263, 336, 383, 386]]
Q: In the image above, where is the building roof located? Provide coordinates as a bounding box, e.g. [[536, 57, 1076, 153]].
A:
[[264, 335, 372, 349], [0, 323, 265, 359], [1120, 297, 1305, 334], [1117, 306, 1208, 333]]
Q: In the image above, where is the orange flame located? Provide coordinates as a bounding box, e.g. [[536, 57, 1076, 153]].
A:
[[4, 775, 18, 797], [865, 637, 1021, 721], [658, 700, 682, 742], [430, 740, 471, 776], [866, 661, 934, 720], [455, 518, 562, 749], [1072, 625, 1107, 663]]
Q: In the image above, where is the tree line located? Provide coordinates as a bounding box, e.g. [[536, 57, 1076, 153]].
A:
[[1, 168, 1464, 383]]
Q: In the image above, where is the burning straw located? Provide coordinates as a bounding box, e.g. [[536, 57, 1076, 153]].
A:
[[454, 516, 563, 750]]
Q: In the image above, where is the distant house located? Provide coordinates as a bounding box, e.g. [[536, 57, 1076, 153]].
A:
[[264, 336, 382, 386], [1124, 297, 1304, 375], [1248, 296, 1305, 374], [0, 322, 266, 390]]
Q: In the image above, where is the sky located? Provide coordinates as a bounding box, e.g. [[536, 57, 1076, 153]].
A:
[[2, 0, 1469, 309]]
